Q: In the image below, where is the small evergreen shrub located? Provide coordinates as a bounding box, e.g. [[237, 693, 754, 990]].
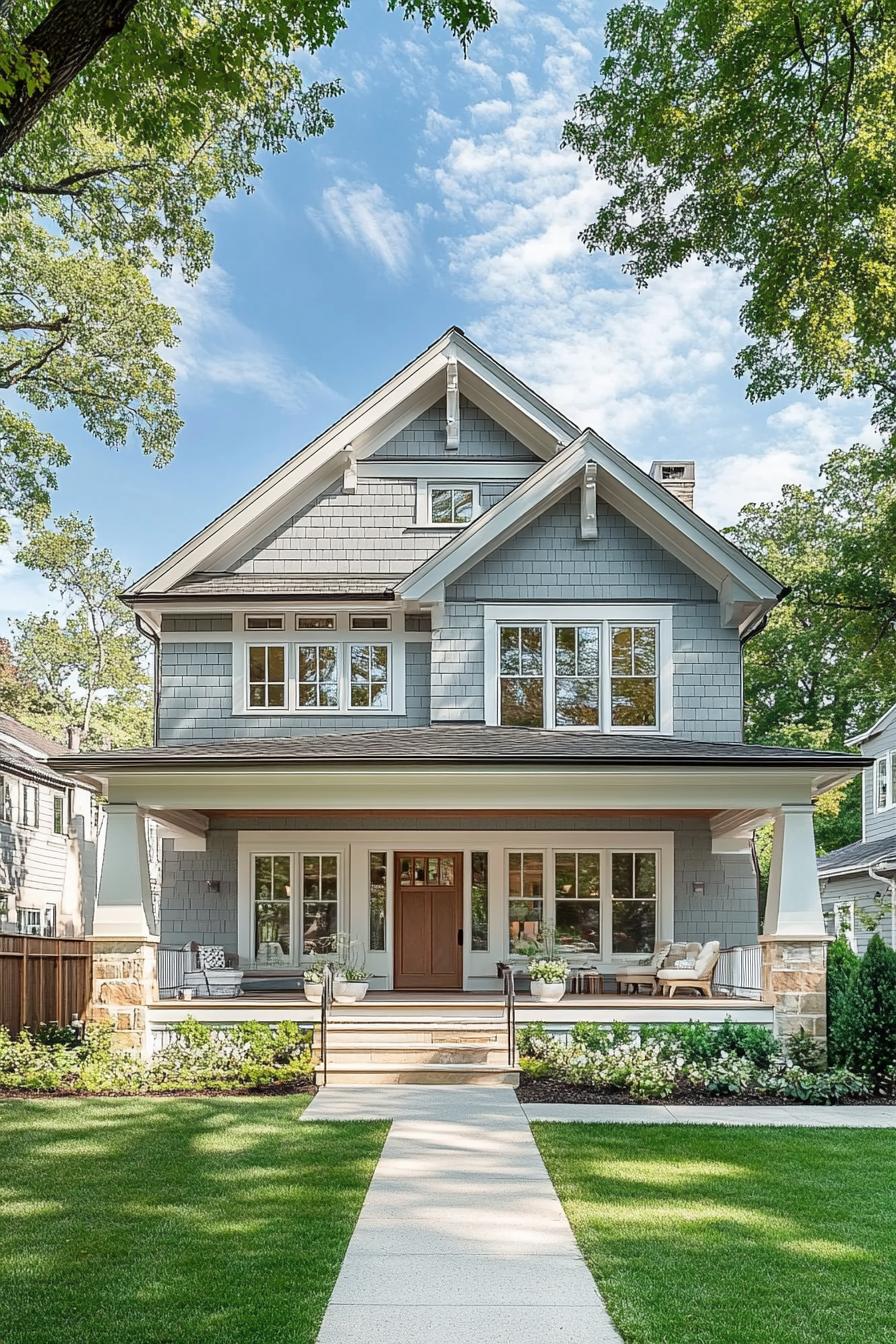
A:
[[844, 935, 896, 1085], [827, 935, 860, 1067]]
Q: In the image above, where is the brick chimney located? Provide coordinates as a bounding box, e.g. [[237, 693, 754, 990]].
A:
[[66, 726, 82, 752], [649, 460, 695, 510]]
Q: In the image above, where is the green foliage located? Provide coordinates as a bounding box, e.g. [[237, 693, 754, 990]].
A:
[[0, 0, 494, 529], [565, 1, 896, 443], [0, 1018, 315, 1094], [2, 514, 151, 747], [518, 1016, 867, 1103], [528, 957, 569, 983], [841, 934, 896, 1084], [784, 1027, 825, 1073], [827, 934, 861, 1067]]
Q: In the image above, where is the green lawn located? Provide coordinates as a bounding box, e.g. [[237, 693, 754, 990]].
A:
[[0, 1097, 388, 1344], [533, 1122, 896, 1344]]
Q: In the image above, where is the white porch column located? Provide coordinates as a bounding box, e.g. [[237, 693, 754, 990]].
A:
[[94, 802, 157, 939], [90, 803, 157, 1055], [763, 803, 826, 938], [761, 803, 830, 1053]]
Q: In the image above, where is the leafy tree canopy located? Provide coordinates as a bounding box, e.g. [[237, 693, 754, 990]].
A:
[[0, 0, 495, 538], [3, 514, 152, 748], [565, 1, 896, 438]]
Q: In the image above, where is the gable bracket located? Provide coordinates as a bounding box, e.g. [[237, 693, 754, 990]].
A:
[[580, 461, 598, 540], [446, 356, 460, 451]]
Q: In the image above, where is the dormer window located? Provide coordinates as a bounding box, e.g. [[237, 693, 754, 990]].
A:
[[429, 485, 478, 526]]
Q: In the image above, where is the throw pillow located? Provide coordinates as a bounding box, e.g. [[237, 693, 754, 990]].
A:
[[674, 958, 696, 970], [198, 945, 225, 970]]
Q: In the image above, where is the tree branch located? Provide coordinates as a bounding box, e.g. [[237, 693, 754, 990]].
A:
[[0, 160, 153, 196]]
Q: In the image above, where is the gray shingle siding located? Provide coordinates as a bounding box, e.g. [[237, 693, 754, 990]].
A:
[[821, 870, 896, 954], [433, 491, 742, 739], [158, 813, 758, 952], [158, 642, 431, 742], [859, 714, 896, 843], [372, 396, 538, 460]]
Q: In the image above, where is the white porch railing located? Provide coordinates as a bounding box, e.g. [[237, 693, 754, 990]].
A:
[[712, 945, 762, 1000]]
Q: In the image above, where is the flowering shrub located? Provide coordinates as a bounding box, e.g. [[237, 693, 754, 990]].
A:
[[528, 958, 569, 984], [0, 1019, 315, 1094], [518, 1018, 873, 1104]]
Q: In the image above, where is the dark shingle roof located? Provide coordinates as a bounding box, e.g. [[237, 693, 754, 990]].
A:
[[818, 835, 896, 876], [127, 572, 401, 601], [50, 726, 867, 772], [0, 738, 79, 789], [0, 712, 69, 757]]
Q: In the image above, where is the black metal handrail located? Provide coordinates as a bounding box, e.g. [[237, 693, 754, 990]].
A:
[[503, 964, 516, 1067], [320, 963, 334, 1086]]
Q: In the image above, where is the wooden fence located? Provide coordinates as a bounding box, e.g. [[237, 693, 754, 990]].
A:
[[0, 935, 92, 1036]]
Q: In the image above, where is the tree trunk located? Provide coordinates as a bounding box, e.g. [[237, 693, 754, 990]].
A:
[[0, 0, 140, 157]]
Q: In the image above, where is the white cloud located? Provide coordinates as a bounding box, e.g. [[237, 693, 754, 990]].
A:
[[156, 265, 330, 411], [469, 98, 512, 121], [0, 530, 55, 638], [308, 180, 414, 277]]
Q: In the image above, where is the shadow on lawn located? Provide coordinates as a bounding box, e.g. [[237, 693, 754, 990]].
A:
[[533, 1124, 896, 1344], [0, 1099, 388, 1344]]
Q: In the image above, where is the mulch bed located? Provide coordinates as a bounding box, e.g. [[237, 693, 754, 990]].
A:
[[515, 1077, 895, 1107]]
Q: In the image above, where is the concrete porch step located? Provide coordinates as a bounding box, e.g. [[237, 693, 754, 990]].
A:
[[322, 1044, 511, 1065], [323, 1023, 505, 1046], [315, 1061, 520, 1086]]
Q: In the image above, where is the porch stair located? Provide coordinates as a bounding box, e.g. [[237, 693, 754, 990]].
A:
[[314, 1002, 519, 1086]]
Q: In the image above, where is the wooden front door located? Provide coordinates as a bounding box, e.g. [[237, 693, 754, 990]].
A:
[[394, 852, 463, 990]]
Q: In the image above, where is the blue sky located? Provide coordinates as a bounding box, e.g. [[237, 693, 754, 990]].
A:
[[1, 0, 872, 622]]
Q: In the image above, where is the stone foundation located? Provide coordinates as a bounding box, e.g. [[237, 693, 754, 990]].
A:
[[89, 939, 158, 1055], [760, 936, 829, 1056]]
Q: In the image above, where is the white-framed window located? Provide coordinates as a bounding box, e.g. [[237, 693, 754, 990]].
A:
[[301, 854, 339, 954], [249, 850, 343, 966], [52, 792, 66, 836], [18, 908, 42, 936], [350, 614, 391, 631], [486, 607, 670, 732], [368, 851, 387, 952], [297, 643, 339, 708], [247, 644, 287, 709], [349, 643, 390, 709], [0, 775, 11, 823], [21, 783, 39, 828], [245, 613, 285, 631], [875, 753, 894, 812], [296, 613, 336, 630], [428, 484, 479, 526], [505, 843, 665, 960], [252, 853, 292, 965]]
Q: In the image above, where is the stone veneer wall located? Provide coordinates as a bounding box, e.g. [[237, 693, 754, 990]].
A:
[[761, 938, 829, 1049], [90, 940, 157, 1053]]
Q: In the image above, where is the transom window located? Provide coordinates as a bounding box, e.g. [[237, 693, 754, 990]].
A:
[[430, 486, 475, 525], [248, 644, 286, 708], [494, 618, 662, 731], [296, 614, 336, 630], [245, 613, 284, 631]]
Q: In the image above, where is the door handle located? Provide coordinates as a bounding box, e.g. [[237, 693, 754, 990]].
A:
[[457, 928, 463, 946]]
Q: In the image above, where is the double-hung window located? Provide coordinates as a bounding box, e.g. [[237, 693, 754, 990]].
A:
[[297, 644, 338, 708], [554, 852, 601, 952], [0, 775, 11, 823], [611, 851, 658, 954], [508, 851, 544, 951], [493, 616, 662, 731], [875, 754, 893, 812], [21, 783, 38, 828], [52, 793, 66, 836], [247, 644, 286, 708], [350, 644, 390, 709]]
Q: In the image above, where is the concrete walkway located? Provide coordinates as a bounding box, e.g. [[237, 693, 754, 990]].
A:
[[522, 1102, 896, 1126], [303, 1086, 622, 1343]]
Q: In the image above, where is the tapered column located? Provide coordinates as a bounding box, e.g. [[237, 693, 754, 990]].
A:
[[761, 803, 830, 1053]]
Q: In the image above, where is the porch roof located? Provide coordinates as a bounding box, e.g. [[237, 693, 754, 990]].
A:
[[52, 725, 866, 774]]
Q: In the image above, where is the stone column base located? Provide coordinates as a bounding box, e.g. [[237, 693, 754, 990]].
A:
[[89, 939, 158, 1056], [760, 935, 830, 1056]]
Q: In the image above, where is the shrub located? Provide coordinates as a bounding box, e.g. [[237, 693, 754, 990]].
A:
[[785, 1028, 825, 1073], [570, 1021, 631, 1052], [827, 935, 860, 1067], [640, 1019, 780, 1069], [843, 935, 896, 1085], [517, 1021, 552, 1056]]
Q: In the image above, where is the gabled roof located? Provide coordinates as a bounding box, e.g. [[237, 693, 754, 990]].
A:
[[847, 702, 896, 747], [0, 713, 98, 790], [0, 711, 69, 759], [396, 431, 784, 628], [125, 328, 580, 601]]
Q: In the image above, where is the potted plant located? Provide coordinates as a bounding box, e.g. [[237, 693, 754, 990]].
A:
[[528, 957, 570, 1003], [333, 934, 370, 1003], [302, 960, 329, 1003]]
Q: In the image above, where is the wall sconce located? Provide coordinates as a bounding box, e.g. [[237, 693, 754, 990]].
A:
[[206, 880, 221, 894], [692, 882, 705, 897]]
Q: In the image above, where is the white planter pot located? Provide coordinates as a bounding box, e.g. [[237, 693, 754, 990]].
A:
[[530, 979, 566, 1003], [333, 981, 369, 1004], [303, 981, 323, 1003]]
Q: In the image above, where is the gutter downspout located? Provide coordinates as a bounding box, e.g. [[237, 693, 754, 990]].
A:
[[134, 613, 161, 748], [868, 863, 896, 950]]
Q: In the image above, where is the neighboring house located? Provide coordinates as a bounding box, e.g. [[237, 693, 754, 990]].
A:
[[818, 704, 896, 953], [0, 714, 99, 938], [54, 329, 863, 1037]]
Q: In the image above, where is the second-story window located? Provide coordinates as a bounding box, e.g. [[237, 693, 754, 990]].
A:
[[52, 793, 66, 836], [554, 625, 600, 727], [21, 783, 39, 828], [297, 645, 338, 708], [350, 644, 390, 709], [0, 775, 11, 823], [499, 625, 544, 727], [610, 625, 658, 728], [248, 645, 286, 708], [876, 754, 892, 812]]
